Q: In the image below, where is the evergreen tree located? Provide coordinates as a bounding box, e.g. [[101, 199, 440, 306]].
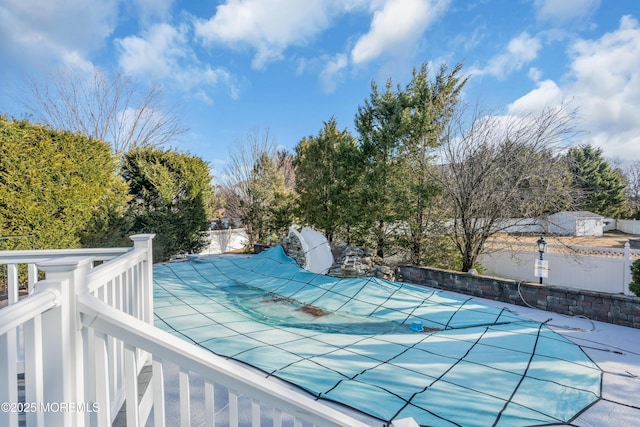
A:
[[243, 152, 294, 245], [294, 118, 361, 243], [122, 147, 214, 261], [630, 259, 640, 297], [400, 63, 467, 265], [355, 80, 407, 257], [0, 116, 127, 249], [567, 145, 628, 218], [353, 62, 466, 260]]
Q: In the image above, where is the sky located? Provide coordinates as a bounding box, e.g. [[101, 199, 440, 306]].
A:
[[1, 0, 639, 179]]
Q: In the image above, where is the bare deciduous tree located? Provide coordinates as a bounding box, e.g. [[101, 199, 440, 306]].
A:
[[219, 128, 295, 246], [20, 66, 187, 155], [275, 150, 296, 192], [220, 128, 277, 221], [431, 105, 579, 271], [624, 161, 640, 215]]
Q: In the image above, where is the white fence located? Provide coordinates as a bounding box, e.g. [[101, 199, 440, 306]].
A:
[[459, 217, 639, 236], [0, 235, 376, 427], [617, 219, 640, 235], [495, 218, 545, 234], [480, 240, 640, 295], [200, 228, 248, 255]]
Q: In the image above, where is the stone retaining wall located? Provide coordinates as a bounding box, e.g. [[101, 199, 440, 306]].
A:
[[397, 265, 640, 329]]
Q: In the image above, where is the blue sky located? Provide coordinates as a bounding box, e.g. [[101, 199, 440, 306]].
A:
[[1, 0, 639, 179]]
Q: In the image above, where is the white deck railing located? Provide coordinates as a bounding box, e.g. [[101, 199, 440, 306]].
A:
[[0, 235, 373, 427]]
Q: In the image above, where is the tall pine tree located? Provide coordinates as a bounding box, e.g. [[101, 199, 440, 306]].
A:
[[244, 152, 295, 245], [353, 62, 467, 260], [400, 63, 467, 265], [567, 145, 628, 218], [355, 80, 407, 257], [294, 118, 360, 243]]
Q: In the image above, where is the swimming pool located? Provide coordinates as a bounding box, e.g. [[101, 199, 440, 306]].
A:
[[153, 246, 601, 426]]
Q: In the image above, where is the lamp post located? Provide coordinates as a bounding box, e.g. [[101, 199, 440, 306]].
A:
[[537, 236, 547, 284]]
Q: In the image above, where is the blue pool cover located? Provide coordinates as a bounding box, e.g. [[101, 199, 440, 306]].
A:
[[153, 246, 601, 426]]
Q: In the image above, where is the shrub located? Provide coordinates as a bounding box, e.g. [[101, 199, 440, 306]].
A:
[[630, 259, 640, 297], [122, 147, 214, 262], [0, 116, 126, 249]]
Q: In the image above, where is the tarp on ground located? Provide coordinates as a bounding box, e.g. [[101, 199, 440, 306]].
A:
[[153, 246, 601, 426]]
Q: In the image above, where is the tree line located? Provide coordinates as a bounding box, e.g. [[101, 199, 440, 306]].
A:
[[0, 116, 213, 263], [222, 63, 634, 271], [2, 64, 635, 270], [2, 67, 214, 263]]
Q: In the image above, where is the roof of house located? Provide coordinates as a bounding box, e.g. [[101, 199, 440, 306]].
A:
[[551, 210, 605, 219]]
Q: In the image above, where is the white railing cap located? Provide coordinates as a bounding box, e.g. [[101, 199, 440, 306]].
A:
[[0, 284, 61, 336], [0, 247, 129, 265], [36, 256, 94, 273]]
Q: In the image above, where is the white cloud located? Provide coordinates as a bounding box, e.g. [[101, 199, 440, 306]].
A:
[[0, 0, 119, 70], [508, 16, 640, 160], [472, 32, 542, 79], [117, 23, 188, 79], [194, 0, 344, 69], [350, 0, 450, 65], [193, 0, 450, 90], [528, 67, 543, 82], [534, 0, 600, 25], [60, 50, 95, 74], [320, 53, 348, 93], [508, 80, 563, 115], [116, 23, 236, 100], [132, 0, 173, 24]]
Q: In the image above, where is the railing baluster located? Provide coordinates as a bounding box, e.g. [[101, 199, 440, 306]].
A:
[[129, 267, 135, 317], [24, 314, 45, 426], [273, 408, 282, 427], [128, 266, 135, 318], [124, 344, 140, 427], [7, 264, 18, 304], [107, 332, 117, 409], [0, 329, 19, 427], [6, 264, 23, 378], [179, 368, 191, 427], [205, 380, 215, 427], [83, 324, 96, 427], [94, 331, 111, 427], [116, 272, 126, 411], [136, 263, 143, 320], [229, 389, 239, 427], [116, 273, 123, 311], [122, 270, 129, 315], [252, 399, 260, 427], [152, 359, 166, 427], [27, 263, 37, 295], [116, 332, 125, 413], [107, 277, 117, 409]]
